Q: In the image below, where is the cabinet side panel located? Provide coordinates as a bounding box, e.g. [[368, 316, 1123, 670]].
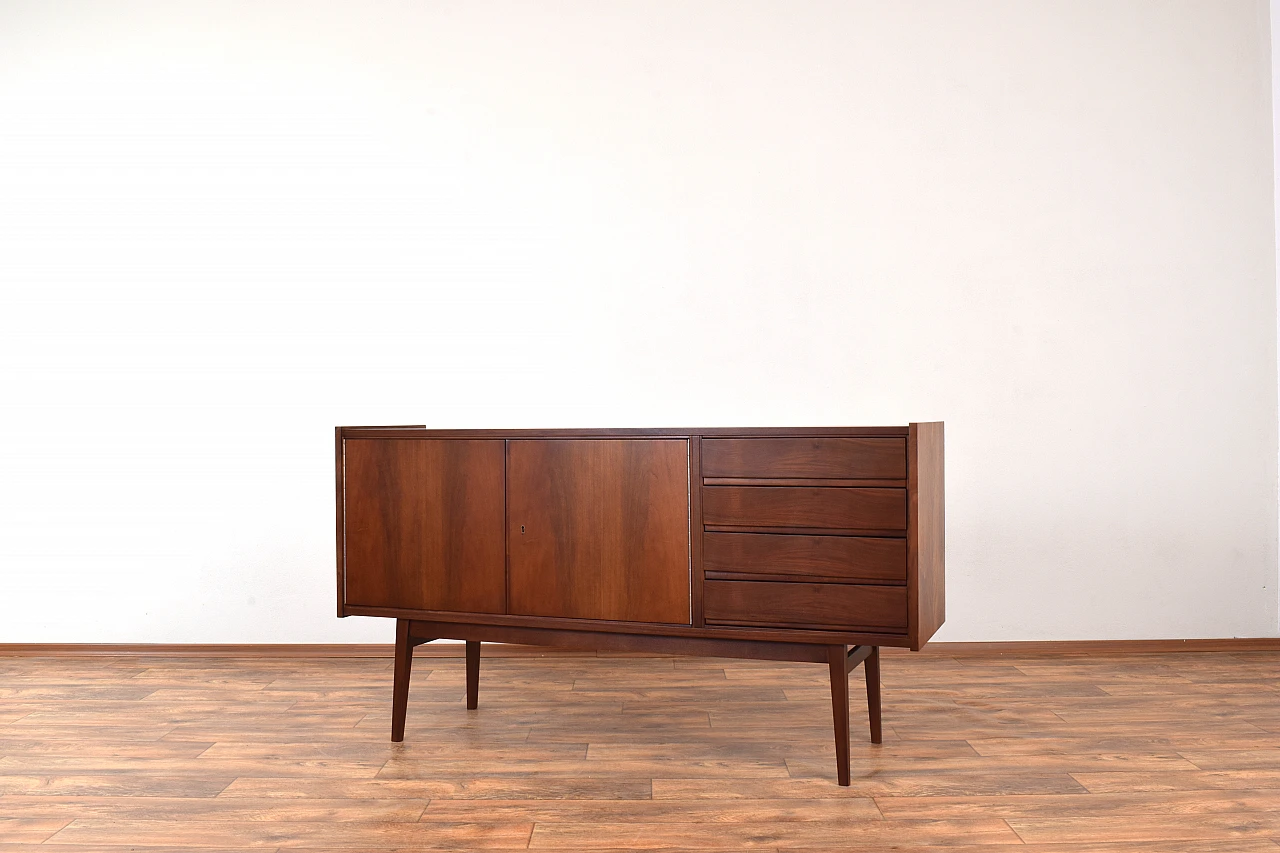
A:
[[344, 439, 506, 614], [336, 427, 346, 617], [910, 422, 945, 648], [508, 439, 691, 624]]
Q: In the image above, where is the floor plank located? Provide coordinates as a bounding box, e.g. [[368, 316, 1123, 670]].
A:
[[1, 647, 1277, 849], [0, 819, 71, 843]]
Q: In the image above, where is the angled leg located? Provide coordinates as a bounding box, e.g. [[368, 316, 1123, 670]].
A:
[[845, 645, 882, 745], [828, 644, 851, 786], [864, 646, 882, 744], [465, 640, 480, 710], [391, 618, 414, 742]]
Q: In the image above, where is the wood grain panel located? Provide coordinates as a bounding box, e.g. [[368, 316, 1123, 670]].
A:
[[703, 580, 907, 632], [507, 439, 691, 624], [702, 486, 906, 531], [703, 532, 906, 583], [343, 439, 505, 614], [909, 421, 945, 649], [702, 438, 906, 479]]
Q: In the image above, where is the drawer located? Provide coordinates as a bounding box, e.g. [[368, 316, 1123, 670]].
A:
[[703, 532, 906, 583], [702, 486, 906, 531], [703, 438, 906, 480], [704, 580, 907, 632]]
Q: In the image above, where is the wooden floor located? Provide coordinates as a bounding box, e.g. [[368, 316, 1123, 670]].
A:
[[0, 646, 1278, 851]]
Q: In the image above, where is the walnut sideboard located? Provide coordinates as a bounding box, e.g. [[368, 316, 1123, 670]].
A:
[[335, 424, 944, 785]]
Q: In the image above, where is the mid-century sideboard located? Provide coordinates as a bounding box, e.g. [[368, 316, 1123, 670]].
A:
[[335, 424, 944, 785]]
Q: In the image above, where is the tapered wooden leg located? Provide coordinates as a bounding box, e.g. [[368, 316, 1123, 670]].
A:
[[865, 646, 882, 744], [828, 644, 851, 786], [391, 618, 414, 742], [465, 640, 480, 710]]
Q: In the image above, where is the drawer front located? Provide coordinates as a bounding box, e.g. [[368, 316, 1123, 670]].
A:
[[702, 486, 906, 531], [704, 580, 907, 632], [703, 438, 906, 480], [703, 532, 906, 583]]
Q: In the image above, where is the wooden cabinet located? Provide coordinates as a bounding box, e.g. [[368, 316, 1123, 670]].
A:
[[336, 425, 944, 786]]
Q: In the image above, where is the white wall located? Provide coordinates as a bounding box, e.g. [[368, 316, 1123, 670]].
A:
[[0, 0, 1275, 643], [1273, 0, 1280, 638]]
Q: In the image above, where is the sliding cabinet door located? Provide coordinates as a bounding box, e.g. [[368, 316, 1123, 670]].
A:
[[507, 439, 691, 624], [343, 439, 506, 614]]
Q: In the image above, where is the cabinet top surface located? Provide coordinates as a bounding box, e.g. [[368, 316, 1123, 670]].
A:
[[339, 426, 930, 439]]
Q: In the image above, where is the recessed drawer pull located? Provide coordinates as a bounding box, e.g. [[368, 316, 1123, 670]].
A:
[[703, 438, 906, 479], [704, 580, 907, 632], [702, 486, 907, 531], [703, 532, 907, 583]]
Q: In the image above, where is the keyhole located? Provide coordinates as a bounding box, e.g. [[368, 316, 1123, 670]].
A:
[[520, 525, 525, 534]]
